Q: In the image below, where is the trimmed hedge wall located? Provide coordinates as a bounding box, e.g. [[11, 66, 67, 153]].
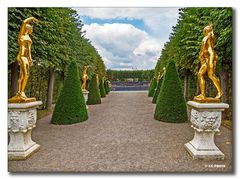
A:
[[51, 61, 88, 124], [154, 60, 187, 123], [87, 74, 101, 105]]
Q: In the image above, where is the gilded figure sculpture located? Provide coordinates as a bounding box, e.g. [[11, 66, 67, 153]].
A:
[[82, 66, 90, 91], [9, 17, 39, 103], [194, 24, 223, 103]]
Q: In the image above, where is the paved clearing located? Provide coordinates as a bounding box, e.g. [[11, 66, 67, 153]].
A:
[[8, 91, 232, 172]]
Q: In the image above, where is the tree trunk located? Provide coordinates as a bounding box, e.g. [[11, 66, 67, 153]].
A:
[[184, 72, 189, 101], [46, 68, 55, 110], [220, 66, 229, 119], [10, 62, 18, 97]]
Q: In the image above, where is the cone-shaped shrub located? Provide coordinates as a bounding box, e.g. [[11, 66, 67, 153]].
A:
[[99, 79, 106, 98], [51, 61, 88, 124], [87, 74, 101, 105], [107, 81, 111, 93], [154, 60, 187, 123], [148, 77, 157, 97], [104, 80, 109, 95], [152, 77, 163, 104]]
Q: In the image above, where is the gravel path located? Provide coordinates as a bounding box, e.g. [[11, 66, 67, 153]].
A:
[[8, 91, 232, 172]]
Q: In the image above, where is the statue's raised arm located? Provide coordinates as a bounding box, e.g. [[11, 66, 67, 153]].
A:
[[18, 17, 38, 42]]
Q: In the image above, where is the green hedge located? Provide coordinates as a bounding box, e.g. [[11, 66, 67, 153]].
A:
[[104, 80, 109, 95], [148, 78, 157, 97], [152, 77, 163, 104], [87, 74, 101, 105], [154, 60, 187, 123], [51, 61, 88, 124], [99, 79, 106, 98]]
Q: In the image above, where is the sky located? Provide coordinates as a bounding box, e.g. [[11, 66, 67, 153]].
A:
[[74, 8, 180, 70]]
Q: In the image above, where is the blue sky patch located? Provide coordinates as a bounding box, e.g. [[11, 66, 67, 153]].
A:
[[81, 16, 149, 33]]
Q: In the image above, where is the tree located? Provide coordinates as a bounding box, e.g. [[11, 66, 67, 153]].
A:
[[154, 60, 187, 123], [8, 8, 107, 109], [106, 69, 154, 81], [51, 61, 88, 124], [153, 8, 232, 120], [148, 77, 157, 97], [87, 74, 101, 105]]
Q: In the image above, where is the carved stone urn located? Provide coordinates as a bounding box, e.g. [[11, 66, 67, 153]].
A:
[[8, 101, 42, 160], [185, 101, 229, 160]]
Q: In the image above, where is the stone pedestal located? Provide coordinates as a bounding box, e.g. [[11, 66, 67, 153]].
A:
[[82, 90, 89, 109], [185, 101, 229, 160], [8, 101, 42, 160]]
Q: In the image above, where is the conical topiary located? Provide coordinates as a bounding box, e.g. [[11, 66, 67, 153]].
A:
[[99, 79, 106, 98], [104, 80, 109, 95], [148, 77, 157, 97], [152, 76, 163, 104], [87, 74, 101, 105], [154, 60, 187, 123], [106, 81, 111, 93], [51, 61, 88, 125]]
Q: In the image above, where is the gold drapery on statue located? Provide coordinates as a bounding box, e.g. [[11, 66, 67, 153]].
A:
[[9, 17, 38, 103], [194, 24, 223, 103]]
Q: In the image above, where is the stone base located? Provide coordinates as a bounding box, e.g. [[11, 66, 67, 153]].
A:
[[8, 143, 40, 160], [185, 142, 224, 160], [8, 101, 42, 160], [82, 90, 89, 109], [185, 101, 229, 160], [184, 129, 225, 160]]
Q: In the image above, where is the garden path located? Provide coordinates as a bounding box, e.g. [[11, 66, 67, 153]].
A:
[[9, 91, 232, 172]]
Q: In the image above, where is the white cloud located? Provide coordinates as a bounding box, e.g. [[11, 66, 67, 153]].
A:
[[74, 8, 179, 69], [74, 8, 179, 41], [83, 23, 163, 70]]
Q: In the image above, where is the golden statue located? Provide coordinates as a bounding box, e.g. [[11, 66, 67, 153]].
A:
[[9, 17, 38, 103], [82, 66, 90, 91], [194, 24, 223, 103]]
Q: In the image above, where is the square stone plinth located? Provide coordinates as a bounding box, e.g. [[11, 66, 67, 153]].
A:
[[8, 101, 42, 160], [185, 101, 229, 160], [187, 101, 229, 111]]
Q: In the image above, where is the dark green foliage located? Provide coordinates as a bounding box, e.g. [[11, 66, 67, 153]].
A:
[[148, 78, 157, 97], [99, 79, 106, 98], [152, 77, 163, 104], [104, 80, 109, 95], [154, 60, 187, 123], [51, 61, 88, 124], [107, 81, 111, 93], [87, 74, 101, 105], [153, 8, 232, 120]]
